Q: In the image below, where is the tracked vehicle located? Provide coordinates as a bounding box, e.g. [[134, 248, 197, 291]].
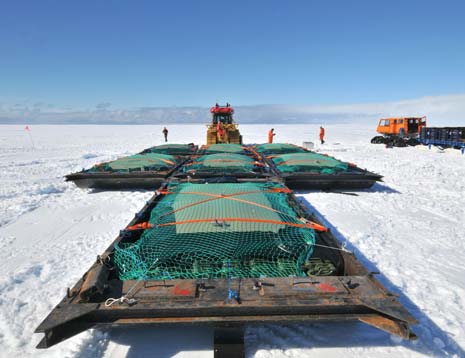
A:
[[206, 104, 242, 145], [371, 117, 427, 147], [36, 180, 416, 357]]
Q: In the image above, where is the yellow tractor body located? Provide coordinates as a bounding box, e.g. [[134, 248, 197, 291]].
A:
[[206, 104, 242, 145]]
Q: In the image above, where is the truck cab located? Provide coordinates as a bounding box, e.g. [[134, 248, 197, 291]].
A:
[[212, 107, 233, 125]]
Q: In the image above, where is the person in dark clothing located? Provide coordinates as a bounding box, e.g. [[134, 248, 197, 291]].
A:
[[162, 127, 168, 142], [319, 126, 325, 144]]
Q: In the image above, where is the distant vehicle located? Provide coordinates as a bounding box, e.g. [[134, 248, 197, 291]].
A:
[[206, 103, 242, 145], [371, 117, 427, 147]]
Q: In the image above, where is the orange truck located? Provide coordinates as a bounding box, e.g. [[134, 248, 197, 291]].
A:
[[371, 116, 427, 146]]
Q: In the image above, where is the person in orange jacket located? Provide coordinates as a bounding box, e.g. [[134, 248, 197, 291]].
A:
[[217, 121, 226, 143], [268, 128, 276, 144], [319, 126, 325, 144]]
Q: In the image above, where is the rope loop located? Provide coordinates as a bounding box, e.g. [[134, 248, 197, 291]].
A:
[[105, 296, 138, 307]]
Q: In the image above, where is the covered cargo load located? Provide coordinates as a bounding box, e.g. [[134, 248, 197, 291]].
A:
[[267, 152, 382, 189], [253, 143, 308, 155], [114, 182, 318, 280], [89, 153, 176, 172], [272, 152, 349, 174], [175, 153, 272, 180], [200, 143, 253, 155], [65, 153, 185, 190], [141, 143, 198, 156]]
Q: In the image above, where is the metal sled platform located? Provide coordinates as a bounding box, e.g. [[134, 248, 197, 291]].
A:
[[35, 181, 416, 357], [279, 168, 383, 190], [261, 150, 382, 190], [66, 153, 188, 190]]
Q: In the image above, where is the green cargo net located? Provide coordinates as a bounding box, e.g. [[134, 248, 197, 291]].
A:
[[143, 143, 196, 155], [272, 153, 349, 174], [203, 143, 247, 154], [114, 182, 316, 280], [253, 143, 307, 155], [88, 153, 176, 173], [182, 153, 260, 174]]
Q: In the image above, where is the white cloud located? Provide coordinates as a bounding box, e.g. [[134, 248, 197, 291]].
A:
[[0, 93, 464, 125]]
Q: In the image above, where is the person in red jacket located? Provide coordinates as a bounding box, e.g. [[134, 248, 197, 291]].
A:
[[319, 126, 325, 144], [217, 121, 226, 142], [268, 128, 276, 144]]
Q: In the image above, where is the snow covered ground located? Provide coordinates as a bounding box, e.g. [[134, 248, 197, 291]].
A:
[[0, 124, 464, 358]]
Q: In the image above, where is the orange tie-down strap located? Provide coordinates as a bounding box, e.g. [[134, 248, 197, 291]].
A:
[[122, 157, 175, 166], [185, 159, 264, 167], [125, 218, 327, 232], [276, 159, 331, 166], [157, 187, 291, 196], [148, 158, 175, 166], [267, 153, 322, 161], [238, 146, 261, 158], [97, 158, 175, 167], [156, 158, 176, 166], [246, 147, 260, 157], [202, 144, 247, 150], [157, 217, 328, 232], [155, 187, 292, 219], [126, 222, 154, 231]]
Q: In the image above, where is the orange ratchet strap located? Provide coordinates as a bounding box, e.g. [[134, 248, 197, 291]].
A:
[[157, 187, 292, 218], [277, 159, 327, 166], [158, 218, 328, 232], [125, 222, 153, 231]]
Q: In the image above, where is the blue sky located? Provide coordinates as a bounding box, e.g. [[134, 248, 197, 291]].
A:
[[1, 0, 465, 114]]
